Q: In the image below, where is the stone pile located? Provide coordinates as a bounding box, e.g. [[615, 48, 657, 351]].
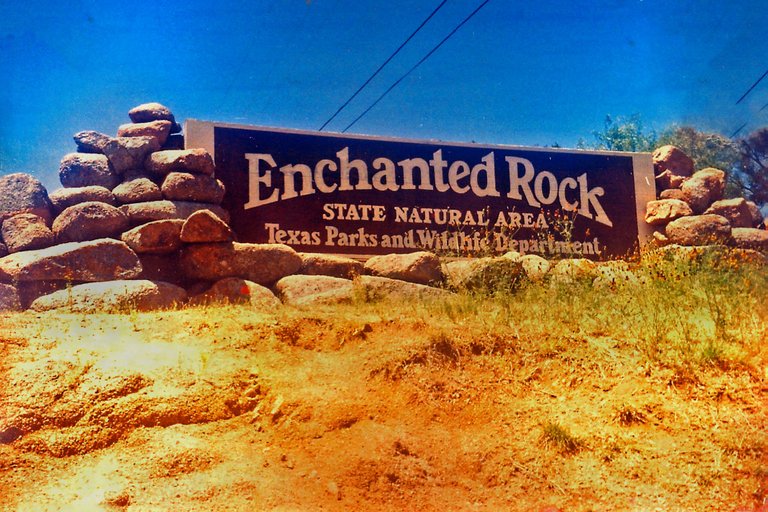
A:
[[1, 117, 766, 313], [647, 145, 767, 251]]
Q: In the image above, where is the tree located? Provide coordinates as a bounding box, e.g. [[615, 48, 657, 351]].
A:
[[735, 128, 768, 205], [581, 114, 657, 152]]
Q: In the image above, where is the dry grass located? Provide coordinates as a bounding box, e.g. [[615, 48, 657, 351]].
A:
[[0, 248, 766, 511]]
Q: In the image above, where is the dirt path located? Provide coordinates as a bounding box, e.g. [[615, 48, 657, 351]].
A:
[[0, 305, 765, 511]]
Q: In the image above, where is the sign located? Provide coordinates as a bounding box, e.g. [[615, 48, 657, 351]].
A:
[[185, 121, 656, 259]]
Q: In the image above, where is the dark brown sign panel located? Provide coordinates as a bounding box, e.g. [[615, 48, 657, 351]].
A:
[[186, 121, 656, 259]]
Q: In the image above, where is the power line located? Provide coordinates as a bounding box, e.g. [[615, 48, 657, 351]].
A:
[[730, 121, 748, 138], [318, 0, 449, 131], [342, 0, 492, 133], [735, 68, 768, 105]]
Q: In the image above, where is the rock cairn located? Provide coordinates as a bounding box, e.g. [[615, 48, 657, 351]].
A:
[[0, 116, 766, 313], [648, 145, 767, 251]]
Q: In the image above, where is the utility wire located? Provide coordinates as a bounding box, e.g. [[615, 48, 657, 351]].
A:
[[318, 0, 449, 131], [735, 68, 768, 104], [342, 0, 492, 133], [730, 121, 748, 138]]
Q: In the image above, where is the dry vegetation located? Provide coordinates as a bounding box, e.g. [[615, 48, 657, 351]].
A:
[[0, 250, 766, 511]]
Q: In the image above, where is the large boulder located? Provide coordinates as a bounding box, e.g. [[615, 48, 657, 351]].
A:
[[549, 258, 599, 284], [0, 283, 22, 312], [179, 209, 233, 243], [745, 201, 764, 228], [0, 238, 142, 283], [644, 199, 693, 226], [659, 188, 687, 201], [102, 136, 160, 173], [30, 280, 186, 313], [135, 253, 184, 285], [1, 214, 55, 253], [59, 153, 119, 189], [112, 176, 163, 204], [49, 186, 116, 214], [730, 228, 768, 252], [119, 200, 229, 226], [299, 253, 364, 279], [444, 256, 524, 292], [520, 254, 551, 281], [121, 219, 184, 254], [364, 251, 443, 285], [704, 198, 755, 228], [356, 275, 450, 302], [161, 172, 225, 203], [189, 277, 281, 307], [117, 120, 172, 146], [652, 145, 694, 189], [274, 275, 354, 306], [145, 149, 215, 176], [0, 173, 53, 224], [179, 242, 302, 285], [73, 130, 111, 153], [128, 102, 176, 124], [52, 201, 130, 243], [664, 214, 731, 246], [681, 168, 726, 214]]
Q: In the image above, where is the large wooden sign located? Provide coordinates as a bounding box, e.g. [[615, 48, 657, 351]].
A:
[[186, 121, 656, 259]]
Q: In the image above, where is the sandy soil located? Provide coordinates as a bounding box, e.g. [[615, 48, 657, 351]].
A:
[[0, 304, 766, 511]]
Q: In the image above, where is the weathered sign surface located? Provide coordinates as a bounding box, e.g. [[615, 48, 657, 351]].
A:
[[186, 121, 655, 259]]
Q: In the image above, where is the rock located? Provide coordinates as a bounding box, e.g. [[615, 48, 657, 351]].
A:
[[73, 130, 111, 153], [356, 275, 451, 302], [0, 238, 142, 283], [652, 145, 694, 189], [0, 173, 53, 224], [49, 186, 116, 214], [53, 201, 130, 243], [119, 200, 230, 226], [299, 253, 363, 279], [364, 251, 443, 285], [730, 228, 768, 251], [16, 281, 70, 309], [121, 219, 184, 254], [59, 153, 119, 189], [190, 278, 281, 307], [0, 283, 21, 312], [30, 280, 186, 313], [444, 256, 523, 292], [145, 149, 215, 176], [501, 251, 522, 263], [520, 254, 551, 281], [644, 199, 693, 226], [274, 275, 354, 306], [0, 243, 6, 258], [112, 177, 162, 204], [652, 231, 670, 246], [128, 102, 176, 124], [704, 198, 754, 228], [665, 214, 731, 246], [681, 168, 726, 214], [659, 188, 686, 201], [161, 172, 225, 203], [117, 120, 172, 146], [746, 200, 765, 228], [135, 253, 184, 285], [549, 258, 599, 284], [162, 133, 185, 150], [102, 136, 161, 174], [1, 214, 55, 253], [179, 242, 302, 285], [179, 209, 233, 243]]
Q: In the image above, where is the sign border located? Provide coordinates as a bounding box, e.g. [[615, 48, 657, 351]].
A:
[[185, 119, 656, 255]]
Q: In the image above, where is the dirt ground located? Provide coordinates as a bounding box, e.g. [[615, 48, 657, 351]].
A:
[[0, 302, 766, 511]]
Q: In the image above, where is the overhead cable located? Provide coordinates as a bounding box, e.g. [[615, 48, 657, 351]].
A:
[[735, 68, 768, 105], [318, 0, 449, 131], [342, 0, 492, 133]]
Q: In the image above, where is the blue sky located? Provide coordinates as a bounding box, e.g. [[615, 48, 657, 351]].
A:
[[2, 0, 768, 190]]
